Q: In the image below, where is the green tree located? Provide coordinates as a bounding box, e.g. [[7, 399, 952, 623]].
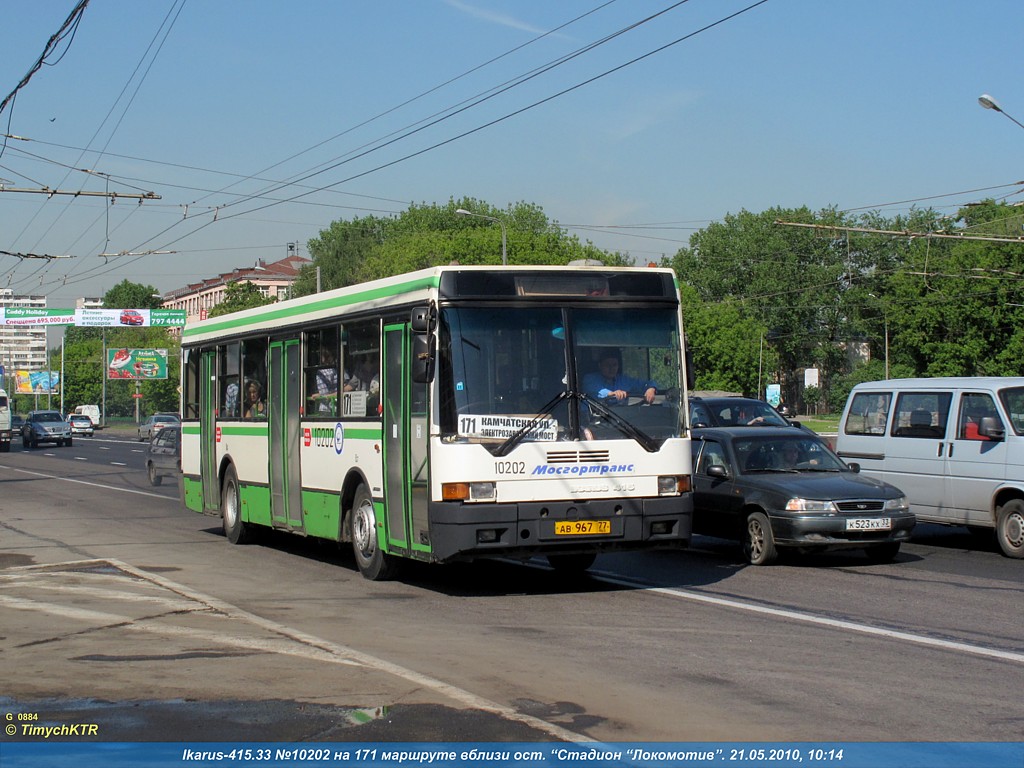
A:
[[292, 198, 625, 297], [680, 283, 774, 395], [672, 207, 851, 404], [207, 280, 276, 318]]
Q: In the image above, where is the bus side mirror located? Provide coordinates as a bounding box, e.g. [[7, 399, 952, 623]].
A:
[[412, 334, 435, 384], [411, 305, 436, 384], [411, 305, 436, 334], [684, 348, 695, 390]]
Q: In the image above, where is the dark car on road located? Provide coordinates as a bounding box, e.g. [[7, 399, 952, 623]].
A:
[[689, 396, 799, 429], [145, 424, 180, 486], [691, 426, 915, 565], [22, 410, 73, 448]]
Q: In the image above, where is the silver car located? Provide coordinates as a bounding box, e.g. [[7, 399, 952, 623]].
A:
[[138, 413, 180, 442], [22, 410, 73, 448]]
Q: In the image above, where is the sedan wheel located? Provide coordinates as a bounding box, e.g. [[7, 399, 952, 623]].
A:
[[743, 511, 778, 566]]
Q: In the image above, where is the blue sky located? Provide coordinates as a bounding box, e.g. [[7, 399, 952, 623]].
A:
[[1, 0, 1022, 310]]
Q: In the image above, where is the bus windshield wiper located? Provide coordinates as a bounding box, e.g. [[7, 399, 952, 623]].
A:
[[493, 390, 570, 457], [578, 393, 660, 453]]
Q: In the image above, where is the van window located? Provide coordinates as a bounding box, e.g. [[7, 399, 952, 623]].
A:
[[998, 386, 1024, 435], [844, 392, 891, 435], [892, 392, 951, 439], [958, 393, 1000, 441]]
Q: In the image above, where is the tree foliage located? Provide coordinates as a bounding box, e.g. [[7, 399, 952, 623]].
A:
[[291, 198, 623, 297], [670, 200, 1024, 411], [207, 280, 276, 318]]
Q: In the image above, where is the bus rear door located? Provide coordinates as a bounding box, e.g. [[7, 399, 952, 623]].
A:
[[269, 338, 303, 532]]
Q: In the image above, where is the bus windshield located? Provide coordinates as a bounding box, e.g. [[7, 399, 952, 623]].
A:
[[440, 305, 682, 449]]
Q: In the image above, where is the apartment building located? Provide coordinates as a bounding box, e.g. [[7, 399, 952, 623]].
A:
[[0, 289, 48, 372], [159, 254, 310, 324]]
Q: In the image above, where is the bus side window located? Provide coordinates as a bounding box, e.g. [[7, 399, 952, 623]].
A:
[[219, 342, 240, 418], [306, 327, 340, 417]]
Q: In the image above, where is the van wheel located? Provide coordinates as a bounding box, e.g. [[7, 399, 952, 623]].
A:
[[743, 511, 778, 565], [350, 484, 396, 580], [995, 500, 1024, 559], [222, 466, 249, 544]]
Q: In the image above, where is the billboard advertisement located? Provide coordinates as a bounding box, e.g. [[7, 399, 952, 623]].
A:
[[15, 370, 60, 394], [107, 348, 168, 380], [0, 308, 186, 327]]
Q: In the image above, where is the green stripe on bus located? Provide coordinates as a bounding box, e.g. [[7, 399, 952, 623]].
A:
[[219, 425, 269, 436], [182, 274, 440, 339], [181, 424, 381, 437]]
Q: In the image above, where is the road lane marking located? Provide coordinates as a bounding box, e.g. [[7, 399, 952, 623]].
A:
[[589, 568, 1024, 665], [2, 559, 592, 743], [0, 465, 166, 499]]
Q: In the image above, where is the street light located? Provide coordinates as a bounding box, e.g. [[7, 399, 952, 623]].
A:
[[455, 208, 507, 265], [978, 93, 1024, 131]]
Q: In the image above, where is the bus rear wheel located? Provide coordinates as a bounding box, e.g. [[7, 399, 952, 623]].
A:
[[350, 484, 396, 580], [222, 466, 249, 545]]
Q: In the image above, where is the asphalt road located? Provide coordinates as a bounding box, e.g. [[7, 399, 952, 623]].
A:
[[1, 433, 1021, 746]]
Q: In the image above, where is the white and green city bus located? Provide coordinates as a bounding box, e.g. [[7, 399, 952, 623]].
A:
[[180, 265, 693, 579]]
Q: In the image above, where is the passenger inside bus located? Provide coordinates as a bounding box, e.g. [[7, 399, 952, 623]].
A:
[[311, 346, 339, 414], [244, 380, 266, 419]]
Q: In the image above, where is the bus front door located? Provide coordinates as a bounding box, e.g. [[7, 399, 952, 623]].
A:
[[382, 324, 431, 559], [269, 339, 303, 532], [200, 350, 219, 512]]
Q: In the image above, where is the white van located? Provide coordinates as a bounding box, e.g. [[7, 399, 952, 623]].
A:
[[835, 377, 1024, 559], [74, 404, 101, 428]]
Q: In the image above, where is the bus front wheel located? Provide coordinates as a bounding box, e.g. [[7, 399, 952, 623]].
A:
[[350, 484, 396, 581], [222, 466, 249, 545]]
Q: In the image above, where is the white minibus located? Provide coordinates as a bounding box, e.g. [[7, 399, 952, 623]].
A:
[[835, 377, 1024, 558]]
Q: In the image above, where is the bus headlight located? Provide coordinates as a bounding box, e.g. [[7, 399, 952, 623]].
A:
[[442, 481, 496, 502], [470, 482, 496, 501], [658, 475, 690, 495]]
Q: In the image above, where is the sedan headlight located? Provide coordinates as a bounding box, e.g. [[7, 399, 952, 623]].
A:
[[884, 496, 909, 512], [784, 498, 838, 513]]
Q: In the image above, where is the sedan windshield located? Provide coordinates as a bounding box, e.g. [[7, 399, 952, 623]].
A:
[[736, 436, 847, 473], [439, 305, 682, 451]]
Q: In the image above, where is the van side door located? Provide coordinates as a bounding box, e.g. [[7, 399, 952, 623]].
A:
[[884, 391, 953, 522], [947, 391, 1007, 527]]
